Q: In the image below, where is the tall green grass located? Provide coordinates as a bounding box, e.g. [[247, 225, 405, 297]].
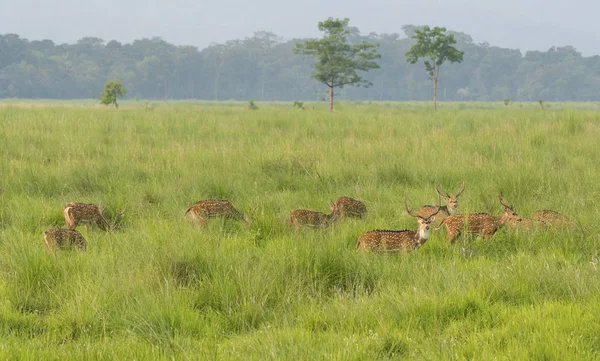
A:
[[0, 102, 599, 359]]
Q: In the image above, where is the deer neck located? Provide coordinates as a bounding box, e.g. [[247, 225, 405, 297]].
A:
[[495, 215, 508, 227], [416, 227, 430, 244], [326, 211, 340, 224]]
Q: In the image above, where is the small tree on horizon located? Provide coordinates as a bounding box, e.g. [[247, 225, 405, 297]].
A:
[[293, 18, 381, 111], [405, 26, 463, 111], [100, 80, 126, 109]]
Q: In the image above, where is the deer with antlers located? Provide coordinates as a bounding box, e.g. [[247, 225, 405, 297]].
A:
[[289, 202, 342, 232], [496, 196, 579, 231], [43, 228, 87, 252], [356, 195, 440, 252], [436, 195, 517, 243], [184, 200, 251, 228], [331, 196, 367, 219], [63, 202, 128, 232], [497, 195, 547, 231], [418, 181, 465, 225]]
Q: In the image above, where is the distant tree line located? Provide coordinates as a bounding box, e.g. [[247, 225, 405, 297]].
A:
[[1, 26, 599, 101]]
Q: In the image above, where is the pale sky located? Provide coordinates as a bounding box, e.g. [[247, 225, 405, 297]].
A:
[[1, 0, 599, 55]]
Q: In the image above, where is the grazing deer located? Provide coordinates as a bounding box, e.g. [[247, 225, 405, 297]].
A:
[[531, 209, 580, 231], [436, 195, 515, 243], [498, 195, 546, 231], [356, 195, 440, 252], [64, 202, 128, 232], [332, 196, 367, 219], [497, 196, 579, 231], [418, 181, 465, 224], [288, 202, 341, 232], [43, 228, 87, 252], [184, 200, 251, 228]]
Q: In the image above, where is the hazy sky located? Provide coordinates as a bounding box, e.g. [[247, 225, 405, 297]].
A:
[[2, 0, 599, 55]]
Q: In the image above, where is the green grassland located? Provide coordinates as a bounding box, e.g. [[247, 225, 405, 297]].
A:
[[1, 101, 599, 360]]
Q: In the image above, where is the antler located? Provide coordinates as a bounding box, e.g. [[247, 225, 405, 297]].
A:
[[455, 180, 466, 198], [404, 193, 417, 218], [425, 192, 442, 220], [498, 194, 512, 209], [435, 184, 451, 199], [97, 201, 112, 230], [111, 203, 128, 230]]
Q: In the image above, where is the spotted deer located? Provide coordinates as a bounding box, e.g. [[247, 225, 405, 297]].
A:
[[531, 209, 578, 230], [64, 202, 128, 232], [418, 181, 465, 225], [496, 196, 579, 231], [436, 195, 515, 243], [43, 228, 87, 252], [498, 195, 546, 231], [288, 202, 341, 232], [184, 200, 251, 228], [356, 195, 440, 252], [331, 196, 367, 219]]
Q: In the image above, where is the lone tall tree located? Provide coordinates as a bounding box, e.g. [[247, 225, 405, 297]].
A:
[[100, 80, 126, 109], [294, 18, 380, 111], [405, 26, 463, 110]]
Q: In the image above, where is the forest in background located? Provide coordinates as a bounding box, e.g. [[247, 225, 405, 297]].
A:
[[1, 25, 599, 101]]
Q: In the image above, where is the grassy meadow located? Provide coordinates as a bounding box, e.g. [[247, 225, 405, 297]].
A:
[[1, 101, 600, 360]]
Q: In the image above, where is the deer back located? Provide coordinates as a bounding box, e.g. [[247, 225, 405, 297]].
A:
[[290, 203, 341, 228], [64, 202, 110, 230], [43, 228, 87, 252], [334, 196, 367, 218], [531, 210, 576, 229], [357, 229, 420, 252], [187, 200, 245, 219], [440, 213, 500, 233]]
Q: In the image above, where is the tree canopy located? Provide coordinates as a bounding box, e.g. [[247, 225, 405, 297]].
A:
[[0, 30, 599, 102], [406, 26, 464, 110], [293, 18, 381, 110], [100, 80, 126, 108]]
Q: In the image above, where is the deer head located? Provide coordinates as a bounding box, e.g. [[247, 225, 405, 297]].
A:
[[405, 193, 441, 234], [100, 203, 128, 230], [435, 180, 465, 214], [329, 201, 342, 223], [498, 194, 521, 225]]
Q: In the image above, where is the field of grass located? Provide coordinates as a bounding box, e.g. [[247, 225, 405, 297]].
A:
[[1, 101, 600, 360]]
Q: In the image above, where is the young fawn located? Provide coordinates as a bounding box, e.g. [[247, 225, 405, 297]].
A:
[[418, 181, 465, 224], [331, 196, 367, 219], [184, 200, 251, 228], [436, 195, 515, 243], [64, 202, 128, 232], [356, 195, 440, 252], [288, 202, 341, 232], [43, 228, 87, 252]]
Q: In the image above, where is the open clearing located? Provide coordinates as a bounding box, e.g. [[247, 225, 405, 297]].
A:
[[1, 102, 599, 360]]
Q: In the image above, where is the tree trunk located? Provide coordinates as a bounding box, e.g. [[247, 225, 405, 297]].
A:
[[329, 86, 334, 111], [213, 72, 220, 100], [433, 74, 438, 111], [213, 60, 223, 100]]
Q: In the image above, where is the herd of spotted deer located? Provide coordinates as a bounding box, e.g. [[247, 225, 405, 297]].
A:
[[42, 181, 580, 253]]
